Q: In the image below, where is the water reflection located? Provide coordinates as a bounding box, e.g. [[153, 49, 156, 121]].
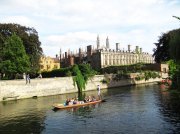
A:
[[1, 84, 180, 134], [157, 85, 180, 133]]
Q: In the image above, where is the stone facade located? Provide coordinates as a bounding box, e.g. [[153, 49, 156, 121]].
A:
[[60, 36, 154, 69], [39, 55, 60, 72], [0, 75, 161, 102]]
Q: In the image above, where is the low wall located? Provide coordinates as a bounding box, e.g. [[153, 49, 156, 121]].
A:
[[0, 75, 161, 102]]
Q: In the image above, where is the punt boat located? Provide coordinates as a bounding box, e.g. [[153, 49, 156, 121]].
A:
[[53, 100, 102, 109]]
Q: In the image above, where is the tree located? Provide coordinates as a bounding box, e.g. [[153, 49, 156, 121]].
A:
[[169, 29, 180, 90], [72, 64, 86, 93], [153, 27, 180, 90], [153, 33, 171, 63], [0, 33, 30, 79], [173, 16, 180, 21], [169, 29, 180, 63], [78, 64, 96, 82], [0, 23, 43, 74]]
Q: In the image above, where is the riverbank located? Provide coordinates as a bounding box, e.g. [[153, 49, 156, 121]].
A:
[[0, 75, 161, 102]]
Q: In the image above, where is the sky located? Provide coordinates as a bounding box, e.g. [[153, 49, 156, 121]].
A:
[[0, 0, 180, 57]]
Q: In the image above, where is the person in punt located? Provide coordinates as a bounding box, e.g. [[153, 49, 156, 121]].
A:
[[84, 97, 88, 103], [65, 98, 70, 106], [92, 96, 96, 102], [87, 96, 92, 102], [73, 98, 78, 104]]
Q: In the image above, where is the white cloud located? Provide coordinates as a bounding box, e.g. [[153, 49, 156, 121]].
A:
[[0, 0, 180, 56], [1, 16, 35, 27]]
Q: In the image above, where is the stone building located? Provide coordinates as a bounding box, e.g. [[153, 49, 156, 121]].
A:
[[39, 55, 60, 72], [60, 36, 154, 69]]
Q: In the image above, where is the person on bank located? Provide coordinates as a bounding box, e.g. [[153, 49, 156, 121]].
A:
[[26, 74, 30, 84], [97, 85, 101, 100]]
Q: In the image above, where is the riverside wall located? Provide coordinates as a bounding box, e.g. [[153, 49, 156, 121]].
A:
[[0, 75, 161, 102]]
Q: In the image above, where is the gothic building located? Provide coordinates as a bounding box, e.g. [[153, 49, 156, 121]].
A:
[[60, 36, 154, 69]]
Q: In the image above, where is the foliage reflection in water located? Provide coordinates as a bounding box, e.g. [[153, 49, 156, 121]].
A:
[[1, 84, 180, 134]]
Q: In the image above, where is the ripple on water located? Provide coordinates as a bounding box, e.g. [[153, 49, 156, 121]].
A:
[[1, 84, 180, 134]]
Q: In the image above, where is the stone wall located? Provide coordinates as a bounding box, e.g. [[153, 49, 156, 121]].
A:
[[0, 75, 161, 102]]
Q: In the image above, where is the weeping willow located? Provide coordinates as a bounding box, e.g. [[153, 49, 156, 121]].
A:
[[72, 64, 96, 93], [72, 64, 86, 93]]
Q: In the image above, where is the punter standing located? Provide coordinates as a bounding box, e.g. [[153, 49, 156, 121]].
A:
[[97, 85, 101, 100]]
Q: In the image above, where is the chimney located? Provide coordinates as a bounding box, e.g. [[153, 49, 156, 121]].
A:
[[87, 45, 92, 62], [79, 48, 82, 63], [128, 45, 131, 52], [65, 52, 67, 59], [135, 46, 139, 53], [116, 43, 120, 51], [140, 48, 142, 53]]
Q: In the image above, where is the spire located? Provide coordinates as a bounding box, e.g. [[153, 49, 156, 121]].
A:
[[106, 36, 109, 49], [59, 48, 62, 61], [97, 35, 100, 49]]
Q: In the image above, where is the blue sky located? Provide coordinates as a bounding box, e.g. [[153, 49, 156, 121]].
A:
[[0, 0, 179, 57]]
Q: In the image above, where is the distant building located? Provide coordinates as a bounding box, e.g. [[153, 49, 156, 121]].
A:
[[60, 36, 154, 69], [39, 55, 60, 72], [143, 63, 169, 79]]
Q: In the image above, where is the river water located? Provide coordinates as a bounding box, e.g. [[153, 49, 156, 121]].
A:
[[0, 84, 180, 134]]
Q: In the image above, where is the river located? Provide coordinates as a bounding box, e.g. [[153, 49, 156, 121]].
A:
[[0, 84, 180, 134]]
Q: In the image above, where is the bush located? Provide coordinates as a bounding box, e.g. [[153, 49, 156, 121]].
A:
[[41, 67, 71, 78], [101, 78, 110, 84]]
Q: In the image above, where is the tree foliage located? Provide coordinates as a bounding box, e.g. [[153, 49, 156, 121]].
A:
[[0, 23, 43, 74], [153, 33, 171, 63], [0, 33, 30, 79], [72, 64, 86, 93], [153, 28, 180, 63], [153, 26, 180, 90], [78, 64, 96, 83], [41, 64, 96, 93], [169, 29, 180, 63]]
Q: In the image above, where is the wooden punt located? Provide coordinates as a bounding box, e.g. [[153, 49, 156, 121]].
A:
[[53, 100, 102, 109]]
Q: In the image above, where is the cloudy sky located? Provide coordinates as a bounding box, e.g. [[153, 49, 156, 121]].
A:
[[0, 0, 179, 57]]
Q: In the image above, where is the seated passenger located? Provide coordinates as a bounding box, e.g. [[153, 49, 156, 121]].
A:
[[65, 98, 70, 106], [88, 96, 92, 102], [84, 97, 88, 103], [92, 96, 96, 102], [73, 98, 78, 104]]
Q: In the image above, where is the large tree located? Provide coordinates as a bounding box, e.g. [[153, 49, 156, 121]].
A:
[[0, 23, 43, 74], [0, 33, 30, 79], [153, 28, 180, 63], [169, 29, 180, 89], [154, 16, 180, 90], [169, 29, 180, 63], [153, 28, 180, 90], [153, 32, 171, 63]]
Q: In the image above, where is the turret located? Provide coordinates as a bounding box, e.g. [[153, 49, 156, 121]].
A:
[[106, 36, 109, 49], [97, 35, 100, 49]]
